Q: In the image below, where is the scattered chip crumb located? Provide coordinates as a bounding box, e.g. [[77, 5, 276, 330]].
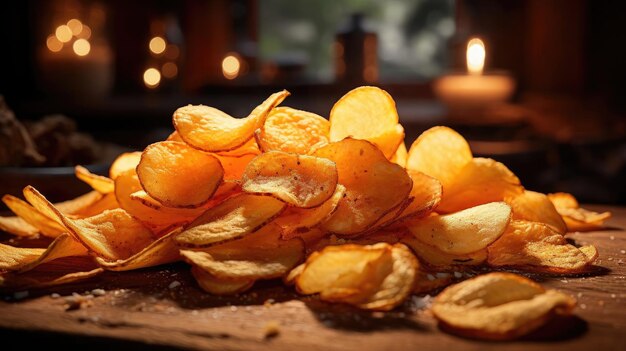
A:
[[426, 274, 435, 281], [91, 288, 106, 296], [580, 303, 587, 310], [13, 291, 29, 300], [620, 250, 625, 254], [264, 299, 275, 307], [577, 292, 583, 298], [50, 293, 60, 299], [611, 294, 616, 298], [64, 293, 93, 311], [453, 272, 463, 279], [169, 281, 181, 289], [263, 320, 281, 339], [610, 236, 615, 240], [230, 305, 238, 312]]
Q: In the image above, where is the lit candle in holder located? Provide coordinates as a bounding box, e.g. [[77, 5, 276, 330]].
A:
[[434, 38, 515, 112]]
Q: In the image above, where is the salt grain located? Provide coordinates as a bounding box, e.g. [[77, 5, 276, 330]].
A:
[[91, 289, 106, 296], [426, 274, 435, 281], [611, 294, 616, 298], [50, 293, 60, 299], [435, 272, 450, 279], [453, 272, 463, 279], [580, 303, 587, 309], [168, 281, 181, 289]]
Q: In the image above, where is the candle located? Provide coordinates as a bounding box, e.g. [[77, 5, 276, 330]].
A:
[[434, 38, 515, 109]]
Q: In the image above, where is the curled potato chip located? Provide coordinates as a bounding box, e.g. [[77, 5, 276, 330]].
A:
[[242, 151, 338, 208], [487, 220, 597, 273], [137, 141, 223, 208], [329, 86, 403, 158], [174, 90, 289, 152], [406, 126, 472, 190], [75, 166, 114, 194], [255, 106, 329, 154], [395, 170, 442, 222], [432, 272, 576, 340], [438, 158, 523, 213], [548, 192, 611, 232], [406, 202, 511, 255], [276, 185, 345, 239], [402, 235, 487, 268], [191, 266, 254, 295], [176, 193, 286, 247], [314, 138, 412, 235], [96, 228, 182, 271], [181, 224, 304, 280], [109, 151, 142, 179], [0, 215, 39, 237], [54, 191, 116, 217], [283, 262, 305, 286], [3, 194, 65, 237], [0, 233, 87, 272], [23, 186, 154, 261], [506, 190, 567, 234], [390, 141, 407, 167]]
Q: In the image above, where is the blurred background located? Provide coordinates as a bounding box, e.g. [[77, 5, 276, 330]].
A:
[[0, 0, 625, 205]]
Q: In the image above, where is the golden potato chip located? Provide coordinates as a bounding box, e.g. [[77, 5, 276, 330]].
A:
[[215, 153, 256, 181], [255, 106, 329, 154], [402, 235, 487, 268], [176, 193, 286, 247], [242, 151, 338, 208], [394, 170, 442, 222], [174, 90, 289, 152], [166, 131, 183, 142], [357, 243, 418, 311], [96, 228, 182, 271], [432, 272, 576, 340], [283, 263, 305, 286], [75, 165, 114, 194], [405, 202, 511, 255], [115, 170, 201, 231], [487, 220, 596, 273], [329, 86, 403, 158], [109, 151, 142, 179], [314, 138, 412, 235], [180, 225, 304, 280], [0, 215, 38, 237], [22, 186, 154, 261], [277, 185, 345, 239], [406, 126, 472, 190], [506, 190, 567, 234], [438, 158, 523, 213], [54, 191, 112, 216], [214, 137, 261, 157], [3, 194, 65, 237], [0, 233, 87, 272], [390, 141, 407, 167], [548, 192, 611, 232], [137, 141, 223, 208], [191, 266, 254, 295]]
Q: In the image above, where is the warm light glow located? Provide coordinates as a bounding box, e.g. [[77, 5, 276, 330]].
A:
[[222, 54, 241, 80], [67, 19, 83, 36], [73, 39, 91, 56], [55, 25, 73, 43], [149, 36, 166, 55], [46, 35, 63, 52], [143, 68, 161, 88], [76, 25, 91, 40], [466, 38, 485, 75], [162, 62, 178, 78]]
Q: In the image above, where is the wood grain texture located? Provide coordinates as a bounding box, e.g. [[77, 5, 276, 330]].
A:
[[1, 205, 625, 351]]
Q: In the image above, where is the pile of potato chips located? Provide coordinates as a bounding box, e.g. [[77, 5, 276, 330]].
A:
[[0, 86, 612, 339]]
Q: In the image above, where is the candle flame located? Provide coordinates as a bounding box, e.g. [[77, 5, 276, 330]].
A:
[[222, 53, 241, 80], [466, 38, 485, 75]]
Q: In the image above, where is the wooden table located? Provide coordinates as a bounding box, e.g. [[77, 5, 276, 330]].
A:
[[1, 205, 625, 351]]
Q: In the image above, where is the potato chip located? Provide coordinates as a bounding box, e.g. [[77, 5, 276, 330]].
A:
[[329, 86, 403, 158], [0, 233, 87, 272], [54, 191, 115, 217], [174, 90, 289, 152], [215, 153, 256, 181], [3, 194, 65, 237], [242, 151, 338, 208], [394, 170, 442, 222], [506, 190, 567, 234], [75, 165, 114, 194], [214, 137, 261, 157], [438, 158, 523, 213], [405, 202, 511, 255], [137, 141, 223, 208], [432, 272, 576, 340], [0, 257, 102, 291], [390, 141, 407, 167], [96, 228, 182, 271], [402, 235, 487, 268], [356, 243, 418, 311], [180, 225, 304, 280], [176, 193, 286, 247], [548, 192, 611, 232], [109, 151, 142, 179], [0, 215, 39, 237], [314, 138, 412, 235], [487, 220, 596, 273], [283, 263, 305, 286], [277, 185, 345, 239], [22, 186, 154, 261], [191, 266, 254, 295], [255, 106, 329, 154], [406, 126, 472, 190]]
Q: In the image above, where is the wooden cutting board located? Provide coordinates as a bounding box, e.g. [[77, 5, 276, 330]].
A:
[[1, 205, 625, 351]]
